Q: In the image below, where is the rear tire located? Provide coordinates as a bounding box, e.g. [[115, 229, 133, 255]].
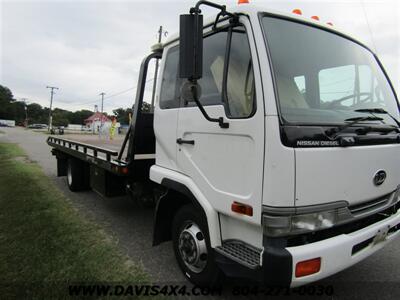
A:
[[172, 204, 223, 287], [67, 158, 90, 192]]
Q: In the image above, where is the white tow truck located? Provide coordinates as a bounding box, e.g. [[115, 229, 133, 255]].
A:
[[48, 0, 400, 287]]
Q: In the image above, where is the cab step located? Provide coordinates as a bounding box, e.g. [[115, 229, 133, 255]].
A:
[[215, 239, 263, 269]]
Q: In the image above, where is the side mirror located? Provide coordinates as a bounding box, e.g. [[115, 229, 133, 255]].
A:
[[179, 14, 203, 80]]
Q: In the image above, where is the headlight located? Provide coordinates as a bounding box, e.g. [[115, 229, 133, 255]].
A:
[[394, 186, 400, 212], [263, 206, 350, 237], [394, 186, 400, 203], [263, 187, 400, 237]]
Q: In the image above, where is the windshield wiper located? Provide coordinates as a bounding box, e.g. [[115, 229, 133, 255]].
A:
[[354, 108, 400, 127], [325, 116, 384, 139]]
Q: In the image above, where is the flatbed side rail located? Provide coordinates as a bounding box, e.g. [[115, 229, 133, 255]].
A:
[[47, 136, 118, 162]]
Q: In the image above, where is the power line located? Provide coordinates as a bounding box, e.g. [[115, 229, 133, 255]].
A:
[[48, 77, 155, 112], [104, 87, 137, 100], [73, 78, 154, 107], [104, 78, 154, 100], [360, 0, 378, 54]]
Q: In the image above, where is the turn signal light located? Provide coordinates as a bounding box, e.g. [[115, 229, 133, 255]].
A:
[[295, 258, 321, 277], [292, 9, 302, 15], [311, 15, 320, 21], [231, 202, 253, 216], [238, 0, 249, 4]]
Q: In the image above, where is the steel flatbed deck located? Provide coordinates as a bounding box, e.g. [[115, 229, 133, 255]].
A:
[[47, 136, 129, 175]]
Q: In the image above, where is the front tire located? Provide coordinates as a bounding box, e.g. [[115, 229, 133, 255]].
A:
[[67, 158, 90, 192], [172, 204, 223, 287]]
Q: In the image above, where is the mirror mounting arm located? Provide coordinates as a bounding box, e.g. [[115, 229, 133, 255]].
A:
[[190, 1, 238, 35], [191, 1, 232, 15], [190, 1, 236, 18], [190, 81, 229, 129]]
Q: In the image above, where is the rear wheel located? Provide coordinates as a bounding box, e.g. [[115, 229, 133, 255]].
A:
[[172, 204, 223, 287], [67, 158, 90, 192]]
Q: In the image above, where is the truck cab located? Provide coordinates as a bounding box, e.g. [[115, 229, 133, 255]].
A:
[[150, 2, 400, 287], [48, 1, 400, 288]]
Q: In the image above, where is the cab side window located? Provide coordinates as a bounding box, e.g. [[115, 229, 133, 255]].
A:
[[225, 27, 255, 118], [159, 31, 228, 109], [159, 24, 255, 118], [198, 30, 228, 106], [159, 47, 180, 109]]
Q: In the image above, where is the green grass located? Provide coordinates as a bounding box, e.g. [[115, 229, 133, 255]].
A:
[[0, 143, 148, 298]]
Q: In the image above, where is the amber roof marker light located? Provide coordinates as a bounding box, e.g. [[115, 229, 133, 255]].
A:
[[292, 8, 302, 15]]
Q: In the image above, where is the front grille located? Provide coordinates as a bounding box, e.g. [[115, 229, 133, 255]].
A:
[[349, 193, 393, 216], [215, 240, 263, 269]]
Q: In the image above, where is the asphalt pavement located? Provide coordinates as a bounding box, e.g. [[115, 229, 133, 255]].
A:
[[1, 127, 399, 299]]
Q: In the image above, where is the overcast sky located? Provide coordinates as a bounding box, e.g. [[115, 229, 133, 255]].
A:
[[1, 0, 399, 113]]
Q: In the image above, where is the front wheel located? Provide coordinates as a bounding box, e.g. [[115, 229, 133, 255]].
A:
[[172, 204, 223, 287]]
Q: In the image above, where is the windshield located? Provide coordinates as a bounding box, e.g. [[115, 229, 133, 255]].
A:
[[261, 16, 399, 126]]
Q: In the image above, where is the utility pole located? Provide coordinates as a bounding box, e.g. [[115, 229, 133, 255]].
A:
[[150, 26, 167, 112], [99, 92, 105, 136], [93, 105, 98, 133], [46, 86, 59, 131], [20, 98, 28, 127]]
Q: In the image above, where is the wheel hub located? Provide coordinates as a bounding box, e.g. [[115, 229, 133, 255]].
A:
[[178, 222, 208, 273], [67, 163, 72, 186]]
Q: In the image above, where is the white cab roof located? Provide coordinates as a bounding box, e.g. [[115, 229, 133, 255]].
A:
[[161, 3, 367, 51]]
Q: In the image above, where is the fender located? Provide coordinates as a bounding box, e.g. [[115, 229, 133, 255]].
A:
[[153, 179, 204, 246], [150, 165, 221, 247]]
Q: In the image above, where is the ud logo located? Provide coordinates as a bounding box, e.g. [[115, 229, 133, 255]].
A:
[[373, 170, 387, 186]]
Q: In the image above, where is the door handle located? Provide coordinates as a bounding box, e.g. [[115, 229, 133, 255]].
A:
[[176, 138, 195, 145]]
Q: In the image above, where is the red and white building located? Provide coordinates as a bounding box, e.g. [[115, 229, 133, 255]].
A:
[[84, 112, 111, 133]]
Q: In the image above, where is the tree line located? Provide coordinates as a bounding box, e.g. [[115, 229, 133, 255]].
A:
[[0, 85, 145, 126]]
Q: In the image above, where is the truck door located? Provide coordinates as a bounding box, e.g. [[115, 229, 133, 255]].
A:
[[176, 19, 265, 223], [154, 47, 180, 171]]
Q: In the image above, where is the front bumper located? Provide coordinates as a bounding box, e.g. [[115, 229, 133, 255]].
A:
[[287, 207, 400, 287], [215, 208, 400, 287]]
